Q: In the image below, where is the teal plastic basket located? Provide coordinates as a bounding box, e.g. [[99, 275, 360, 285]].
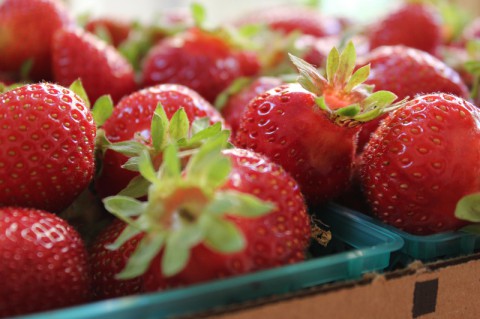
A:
[[16, 205, 403, 319], [329, 203, 480, 263]]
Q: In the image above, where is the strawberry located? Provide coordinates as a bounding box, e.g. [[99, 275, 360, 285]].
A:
[[368, 2, 442, 56], [85, 17, 133, 48], [0, 207, 90, 317], [93, 136, 310, 293], [141, 27, 260, 103], [0, 0, 74, 81], [52, 27, 137, 103], [234, 5, 343, 38], [234, 42, 397, 206], [95, 84, 225, 199], [215, 76, 284, 138], [356, 45, 470, 154], [359, 93, 480, 235], [0, 83, 96, 213]]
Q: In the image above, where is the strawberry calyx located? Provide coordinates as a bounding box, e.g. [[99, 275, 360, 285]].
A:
[[289, 41, 398, 126], [464, 40, 480, 102], [455, 193, 480, 234], [103, 134, 275, 279]]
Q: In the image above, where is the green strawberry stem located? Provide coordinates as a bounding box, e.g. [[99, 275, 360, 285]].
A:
[[103, 134, 275, 279], [288, 41, 399, 126]]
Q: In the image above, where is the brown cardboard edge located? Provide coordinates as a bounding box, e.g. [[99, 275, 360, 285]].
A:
[[181, 252, 480, 319]]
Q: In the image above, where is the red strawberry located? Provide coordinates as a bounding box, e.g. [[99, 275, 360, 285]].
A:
[[141, 27, 260, 103], [359, 93, 480, 235], [216, 76, 284, 138], [93, 139, 310, 293], [0, 83, 96, 213], [0, 0, 74, 81], [235, 5, 343, 38], [85, 17, 133, 48], [52, 27, 137, 103], [234, 43, 397, 206], [0, 207, 90, 317], [95, 84, 225, 199], [356, 45, 470, 154], [368, 3, 442, 56]]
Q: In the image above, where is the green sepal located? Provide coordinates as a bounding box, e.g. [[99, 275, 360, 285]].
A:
[[116, 234, 166, 279], [336, 104, 361, 117], [289, 53, 326, 96], [191, 117, 210, 135], [103, 196, 147, 220], [160, 143, 182, 180], [345, 64, 370, 92], [460, 224, 480, 235], [206, 190, 275, 217], [200, 214, 245, 253], [151, 103, 169, 152], [121, 156, 141, 172], [191, 2, 206, 29], [169, 107, 189, 142], [108, 140, 149, 157], [161, 224, 203, 276], [181, 121, 222, 147], [69, 79, 91, 108], [138, 150, 157, 184], [335, 41, 356, 87], [118, 175, 150, 198], [92, 95, 114, 126], [315, 96, 330, 112], [326, 46, 340, 84], [106, 224, 143, 251], [455, 193, 480, 222], [214, 77, 252, 110]]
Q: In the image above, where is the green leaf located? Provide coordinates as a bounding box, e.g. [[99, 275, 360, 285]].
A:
[[151, 104, 169, 152], [361, 90, 398, 110], [336, 104, 361, 117], [103, 196, 147, 219], [69, 79, 91, 108], [207, 190, 275, 217], [161, 225, 203, 276], [201, 215, 245, 253], [108, 140, 148, 156], [187, 122, 222, 146], [121, 156, 141, 172], [118, 175, 151, 198], [191, 2, 206, 28], [335, 41, 356, 86], [138, 150, 157, 184], [455, 193, 480, 222], [326, 46, 340, 84], [191, 117, 210, 135], [91, 95, 114, 126], [116, 234, 165, 279], [106, 224, 143, 250], [169, 108, 190, 142], [161, 144, 181, 180], [345, 64, 370, 92]]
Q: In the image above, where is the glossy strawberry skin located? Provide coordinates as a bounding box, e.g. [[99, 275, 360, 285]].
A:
[[360, 93, 480, 235], [89, 219, 144, 299], [143, 148, 310, 290], [96, 84, 225, 198], [52, 28, 137, 103], [368, 3, 442, 56], [0, 0, 73, 81], [356, 45, 470, 154], [221, 77, 283, 138], [234, 84, 358, 206], [0, 83, 96, 213], [0, 207, 90, 317], [141, 28, 260, 103]]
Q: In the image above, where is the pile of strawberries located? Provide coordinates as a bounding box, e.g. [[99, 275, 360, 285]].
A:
[[1, 0, 480, 317]]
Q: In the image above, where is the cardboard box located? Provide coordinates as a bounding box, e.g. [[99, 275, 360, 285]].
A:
[[208, 253, 480, 319]]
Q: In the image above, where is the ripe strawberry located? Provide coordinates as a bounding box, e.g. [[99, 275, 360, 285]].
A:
[[141, 27, 260, 103], [95, 84, 225, 199], [368, 2, 442, 56], [235, 5, 343, 38], [0, 83, 96, 213], [356, 45, 470, 153], [216, 76, 284, 138], [0, 0, 74, 81], [234, 42, 397, 206], [52, 27, 137, 103], [85, 17, 133, 48], [359, 93, 480, 235], [93, 138, 310, 293], [0, 207, 90, 317]]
